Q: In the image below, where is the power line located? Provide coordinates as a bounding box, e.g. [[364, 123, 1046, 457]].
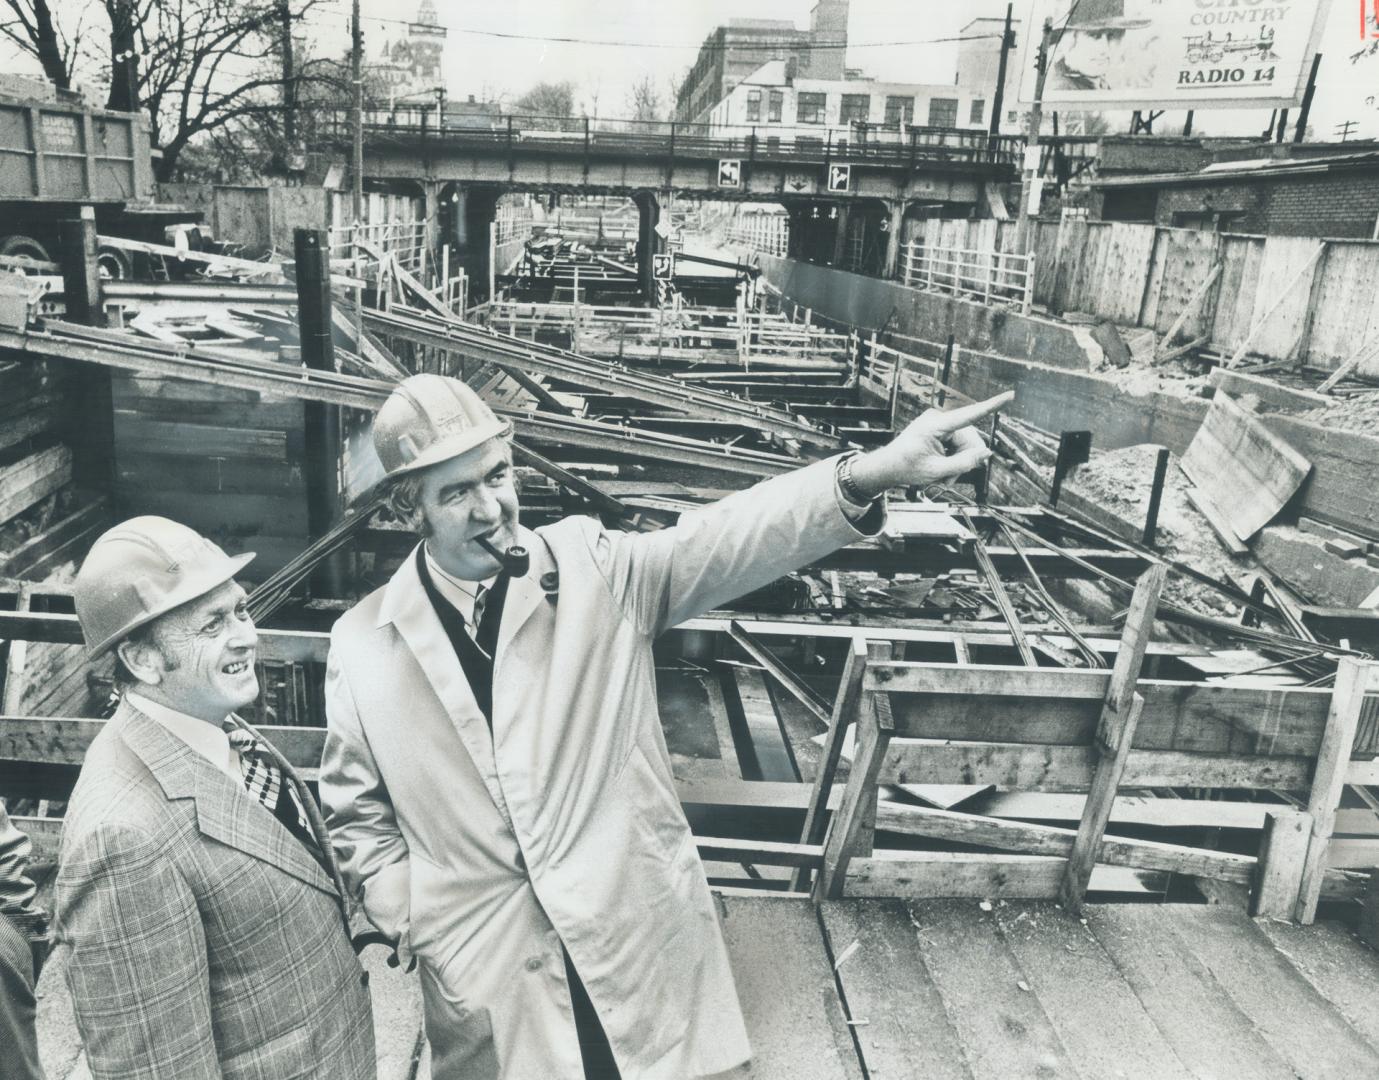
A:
[[308, 8, 998, 51]]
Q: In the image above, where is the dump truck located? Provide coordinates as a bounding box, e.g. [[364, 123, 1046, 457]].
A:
[[0, 81, 197, 278]]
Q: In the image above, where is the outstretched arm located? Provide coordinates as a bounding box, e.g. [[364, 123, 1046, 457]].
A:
[[846, 391, 1014, 499]]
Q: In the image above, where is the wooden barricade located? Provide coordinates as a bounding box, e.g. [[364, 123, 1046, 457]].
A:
[[808, 570, 1379, 920]]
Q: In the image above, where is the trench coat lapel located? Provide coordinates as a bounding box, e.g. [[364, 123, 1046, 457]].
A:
[[378, 544, 512, 825], [118, 705, 336, 897], [494, 525, 549, 658]]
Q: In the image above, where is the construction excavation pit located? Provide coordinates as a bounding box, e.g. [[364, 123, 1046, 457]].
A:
[[4, 55, 1379, 1080]]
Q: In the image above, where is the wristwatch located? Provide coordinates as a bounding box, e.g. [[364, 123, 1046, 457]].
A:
[[836, 451, 873, 506]]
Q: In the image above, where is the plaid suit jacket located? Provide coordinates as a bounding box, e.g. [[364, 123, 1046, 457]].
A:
[[55, 702, 376, 1080]]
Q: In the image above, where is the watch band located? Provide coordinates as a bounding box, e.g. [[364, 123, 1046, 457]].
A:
[[837, 452, 872, 506]]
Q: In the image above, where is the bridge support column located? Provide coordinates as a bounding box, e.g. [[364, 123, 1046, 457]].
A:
[[883, 200, 906, 280], [422, 182, 442, 264], [632, 190, 661, 305], [443, 185, 500, 303], [830, 203, 851, 270]]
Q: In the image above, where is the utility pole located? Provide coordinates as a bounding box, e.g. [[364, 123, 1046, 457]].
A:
[[279, 0, 296, 153], [988, 2, 1014, 150], [351, 0, 364, 326], [1014, 17, 1052, 257], [351, 0, 363, 229], [1293, 53, 1322, 143]]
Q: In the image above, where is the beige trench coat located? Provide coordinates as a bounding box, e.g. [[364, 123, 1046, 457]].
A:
[[321, 456, 877, 1079]]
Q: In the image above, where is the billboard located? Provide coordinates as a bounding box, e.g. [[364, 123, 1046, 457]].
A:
[[1017, 0, 1332, 110]]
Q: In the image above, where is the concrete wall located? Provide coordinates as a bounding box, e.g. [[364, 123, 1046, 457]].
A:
[[766, 254, 1379, 542], [759, 254, 1101, 371]]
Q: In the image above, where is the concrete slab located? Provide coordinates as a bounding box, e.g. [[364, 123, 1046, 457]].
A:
[[1254, 526, 1379, 608]]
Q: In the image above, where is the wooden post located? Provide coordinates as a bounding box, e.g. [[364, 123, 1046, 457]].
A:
[[818, 642, 894, 900], [1251, 809, 1312, 919], [294, 227, 344, 597], [791, 636, 868, 892], [1295, 657, 1376, 923], [59, 206, 102, 326], [1142, 448, 1171, 547], [60, 205, 116, 492], [936, 334, 955, 407], [1059, 563, 1167, 913]]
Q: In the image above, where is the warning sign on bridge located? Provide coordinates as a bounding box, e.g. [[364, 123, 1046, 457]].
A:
[[718, 158, 742, 188], [827, 164, 851, 193], [652, 253, 674, 281]]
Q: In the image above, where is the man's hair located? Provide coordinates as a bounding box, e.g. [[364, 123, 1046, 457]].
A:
[[381, 469, 431, 537], [112, 621, 177, 691]]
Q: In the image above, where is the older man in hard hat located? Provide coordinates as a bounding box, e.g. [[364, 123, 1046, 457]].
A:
[[57, 517, 376, 1080], [321, 374, 1012, 1079]]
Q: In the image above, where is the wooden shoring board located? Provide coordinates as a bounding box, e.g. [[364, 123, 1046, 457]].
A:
[[816, 900, 974, 1080], [1231, 236, 1325, 366], [1096, 223, 1158, 325], [1303, 240, 1379, 370], [1088, 905, 1379, 1078], [883, 899, 1081, 1078], [1181, 392, 1312, 543], [716, 896, 864, 1080], [1211, 233, 1266, 348], [1151, 229, 1220, 337]]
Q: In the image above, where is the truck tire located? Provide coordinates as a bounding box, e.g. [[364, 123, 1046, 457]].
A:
[[96, 244, 133, 280], [0, 235, 53, 266]]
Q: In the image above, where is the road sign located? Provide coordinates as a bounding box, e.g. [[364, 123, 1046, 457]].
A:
[[654, 219, 674, 240], [718, 158, 741, 188], [827, 164, 851, 193], [652, 253, 674, 281]]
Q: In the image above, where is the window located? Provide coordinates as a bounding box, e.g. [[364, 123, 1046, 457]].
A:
[[796, 92, 827, 125], [1007, 109, 1019, 123], [927, 98, 958, 127], [884, 96, 914, 128], [768, 90, 783, 122], [840, 94, 870, 125], [746, 89, 761, 123], [969, 99, 985, 124]]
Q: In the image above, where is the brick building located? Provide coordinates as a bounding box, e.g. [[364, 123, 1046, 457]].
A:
[[674, 1, 849, 124], [1095, 147, 1379, 238]]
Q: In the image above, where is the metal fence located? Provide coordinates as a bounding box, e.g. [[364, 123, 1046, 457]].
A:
[[900, 239, 1035, 314]]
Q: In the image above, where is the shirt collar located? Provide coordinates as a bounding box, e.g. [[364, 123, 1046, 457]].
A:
[[124, 691, 240, 783], [424, 545, 498, 625]]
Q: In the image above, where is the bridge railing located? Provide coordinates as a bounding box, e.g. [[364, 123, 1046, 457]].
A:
[[327, 107, 1023, 170]]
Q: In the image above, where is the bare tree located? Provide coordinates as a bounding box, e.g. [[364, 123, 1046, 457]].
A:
[[513, 80, 577, 118], [0, 0, 94, 89], [107, 0, 338, 180], [626, 73, 662, 122]]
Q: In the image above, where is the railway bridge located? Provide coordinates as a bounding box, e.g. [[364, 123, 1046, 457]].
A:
[[326, 108, 1021, 300]]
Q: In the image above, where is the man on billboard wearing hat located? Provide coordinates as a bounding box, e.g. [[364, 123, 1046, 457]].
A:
[[56, 517, 376, 1080], [321, 373, 1011, 1079]]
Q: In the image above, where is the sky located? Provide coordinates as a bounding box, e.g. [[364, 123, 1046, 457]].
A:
[[11, 0, 1379, 138]]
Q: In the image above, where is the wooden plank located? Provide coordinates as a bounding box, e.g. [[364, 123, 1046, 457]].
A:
[[1251, 809, 1313, 918], [1211, 234, 1265, 349], [1301, 240, 1379, 371], [693, 837, 822, 869], [818, 900, 971, 1080], [1185, 485, 1252, 556], [1297, 657, 1378, 923], [1255, 917, 1379, 1051], [989, 902, 1194, 1079], [700, 668, 742, 781], [1061, 564, 1165, 912], [847, 851, 1064, 899], [881, 739, 1315, 791], [1165, 904, 1379, 1077], [875, 801, 1255, 885], [1156, 262, 1222, 356], [1181, 392, 1312, 542], [820, 643, 893, 900], [897, 900, 1080, 1078], [1229, 237, 1325, 367], [793, 636, 866, 892], [971, 790, 1273, 830], [1085, 905, 1299, 1080], [873, 666, 1335, 759], [111, 414, 289, 459], [717, 896, 864, 1080]]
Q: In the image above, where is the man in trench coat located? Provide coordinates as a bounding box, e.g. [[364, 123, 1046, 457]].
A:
[[321, 373, 1010, 1079]]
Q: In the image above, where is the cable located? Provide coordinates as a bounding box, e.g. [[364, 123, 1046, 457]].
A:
[[308, 8, 1000, 51]]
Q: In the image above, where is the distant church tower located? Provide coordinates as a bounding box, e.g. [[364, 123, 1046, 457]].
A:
[[377, 0, 448, 101]]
